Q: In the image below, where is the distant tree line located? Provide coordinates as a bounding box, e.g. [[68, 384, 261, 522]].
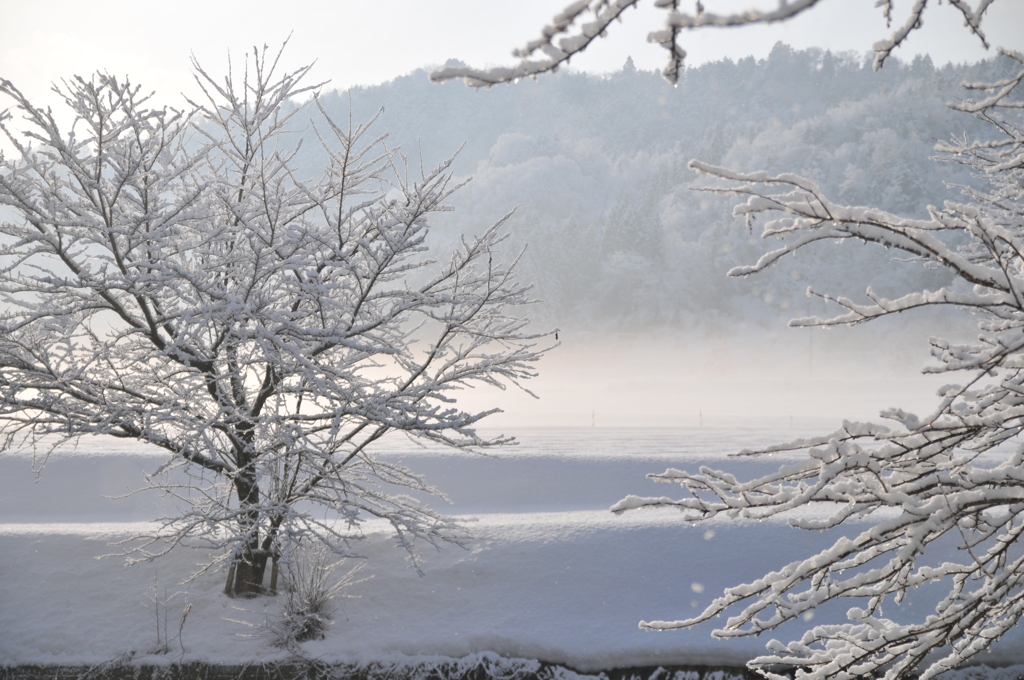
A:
[[300, 46, 1015, 334]]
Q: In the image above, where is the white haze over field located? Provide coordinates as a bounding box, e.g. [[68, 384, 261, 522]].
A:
[[299, 51, 1002, 431]]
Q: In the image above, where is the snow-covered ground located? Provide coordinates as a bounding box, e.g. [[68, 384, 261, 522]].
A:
[[2, 426, 1022, 675]]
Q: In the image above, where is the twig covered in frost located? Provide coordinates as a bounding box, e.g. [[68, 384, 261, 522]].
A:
[[611, 53, 1024, 680], [430, 0, 998, 87]]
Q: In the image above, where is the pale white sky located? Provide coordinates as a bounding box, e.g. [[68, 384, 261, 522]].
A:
[[2, 0, 1023, 112]]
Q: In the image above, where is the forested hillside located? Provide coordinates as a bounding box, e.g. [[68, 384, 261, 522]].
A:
[[296, 45, 1014, 335]]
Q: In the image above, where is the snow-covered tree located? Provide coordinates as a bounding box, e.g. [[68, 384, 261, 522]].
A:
[[610, 52, 1024, 679], [0, 46, 547, 597], [431, 1, 1024, 677], [430, 0, 997, 86]]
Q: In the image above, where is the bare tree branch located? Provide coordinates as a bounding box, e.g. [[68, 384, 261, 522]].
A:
[[431, 0, 1000, 87]]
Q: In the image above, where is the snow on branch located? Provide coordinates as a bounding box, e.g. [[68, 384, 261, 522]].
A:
[[952, 49, 1024, 115], [430, 0, 641, 87], [431, 0, 1001, 87], [612, 56, 1024, 679]]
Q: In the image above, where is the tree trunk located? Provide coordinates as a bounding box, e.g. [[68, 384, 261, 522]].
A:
[[269, 555, 279, 596], [223, 564, 236, 595], [224, 550, 270, 597], [231, 548, 269, 597], [226, 468, 268, 597]]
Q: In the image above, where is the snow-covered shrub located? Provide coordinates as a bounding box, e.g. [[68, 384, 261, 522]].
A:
[[269, 545, 362, 647]]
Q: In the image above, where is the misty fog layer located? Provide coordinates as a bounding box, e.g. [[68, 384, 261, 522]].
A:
[[286, 46, 1003, 426]]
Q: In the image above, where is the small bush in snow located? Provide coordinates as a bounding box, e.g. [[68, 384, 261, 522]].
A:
[[269, 545, 363, 646]]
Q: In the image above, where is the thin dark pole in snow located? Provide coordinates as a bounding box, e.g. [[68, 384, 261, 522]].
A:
[[808, 327, 814, 375]]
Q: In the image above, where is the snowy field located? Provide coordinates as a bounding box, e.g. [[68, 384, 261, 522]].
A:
[[2, 425, 1023, 676]]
